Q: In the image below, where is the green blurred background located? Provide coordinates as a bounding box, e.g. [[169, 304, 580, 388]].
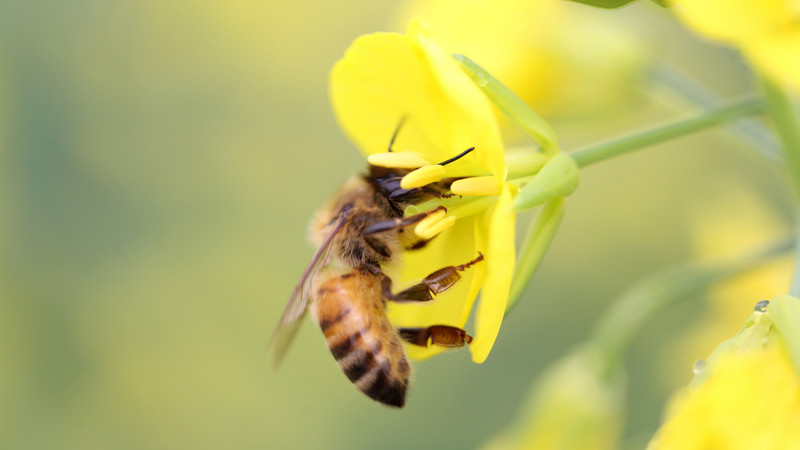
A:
[[0, 1, 792, 449]]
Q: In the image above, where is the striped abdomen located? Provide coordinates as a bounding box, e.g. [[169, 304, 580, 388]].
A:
[[312, 271, 410, 408]]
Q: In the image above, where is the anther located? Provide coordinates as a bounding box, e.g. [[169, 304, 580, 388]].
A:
[[400, 165, 446, 190], [415, 211, 456, 240], [450, 176, 502, 196], [368, 151, 432, 169]]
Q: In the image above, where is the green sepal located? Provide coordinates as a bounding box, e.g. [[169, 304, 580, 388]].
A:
[[453, 54, 559, 154], [513, 153, 579, 211], [567, 0, 637, 9]]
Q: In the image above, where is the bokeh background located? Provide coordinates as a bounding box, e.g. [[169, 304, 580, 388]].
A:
[[0, 1, 793, 449]]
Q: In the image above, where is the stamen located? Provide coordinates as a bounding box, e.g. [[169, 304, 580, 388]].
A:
[[450, 176, 502, 196], [414, 209, 446, 232], [368, 151, 431, 169], [415, 211, 456, 240], [400, 165, 446, 189]]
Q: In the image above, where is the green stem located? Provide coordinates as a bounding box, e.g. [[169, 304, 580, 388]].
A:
[[793, 214, 800, 298], [759, 78, 800, 297], [651, 64, 780, 160], [590, 236, 792, 379], [760, 78, 800, 198], [571, 97, 764, 168]]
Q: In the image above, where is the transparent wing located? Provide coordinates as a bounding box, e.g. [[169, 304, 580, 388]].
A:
[[267, 210, 349, 368]]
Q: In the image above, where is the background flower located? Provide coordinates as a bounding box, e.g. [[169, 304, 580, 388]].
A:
[[662, 186, 792, 386], [648, 300, 800, 449], [673, 0, 800, 91], [393, 0, 646, 120]]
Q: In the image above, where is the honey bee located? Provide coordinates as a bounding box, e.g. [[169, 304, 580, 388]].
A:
[[269, 130, 483, 408]]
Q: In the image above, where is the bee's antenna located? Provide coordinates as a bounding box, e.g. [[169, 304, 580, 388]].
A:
[[387, 116, 408, 153], [437, 146, 475, 166]]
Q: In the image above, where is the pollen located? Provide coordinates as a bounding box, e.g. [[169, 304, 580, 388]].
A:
[[400, 165, 447, 190], [368, 151, 432, 169], [415, 210, 456, 240], [450, 176, 502, 196]]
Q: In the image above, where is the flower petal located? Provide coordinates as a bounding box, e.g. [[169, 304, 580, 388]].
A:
[[408, 20, 507, 182], [329, 20, 505, 179], [470, 183, 516, 363], [744, 29, 800, 93], [673, 0, 791, 43]]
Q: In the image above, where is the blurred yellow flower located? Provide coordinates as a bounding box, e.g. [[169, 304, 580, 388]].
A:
[[483, 346, 623, 450], [394, 0, 645, 119], [329, 20, 517, 363], [648, 298, 800, 449], [673, 0, 800, 91], [665, 187, 792, 383]]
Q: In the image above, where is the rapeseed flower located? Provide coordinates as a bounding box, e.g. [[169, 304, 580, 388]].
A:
[[330, 20, 572, 363], [483, 346, 623, 450], [648, 296, 800, 449], [394, 0, 645, 118], [673, 0, 800, 91]]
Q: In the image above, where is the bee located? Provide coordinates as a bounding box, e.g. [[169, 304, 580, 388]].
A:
[[269, 128, 484, 408]]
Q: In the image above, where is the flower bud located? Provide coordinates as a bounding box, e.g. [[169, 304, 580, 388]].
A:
[[513, 153, 579, 211]]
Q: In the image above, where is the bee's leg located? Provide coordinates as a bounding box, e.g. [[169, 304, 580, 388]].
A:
[[363, 206, 446, 235], [381, 253, 484, 302], [398, 326, 473, 348]]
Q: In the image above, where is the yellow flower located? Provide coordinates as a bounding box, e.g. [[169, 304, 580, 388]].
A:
[[673, 0, 800, 91], [666, 187, 792, 384], [483, 346, 623, 450], [394, 0, 645, 118], [329, 20, 516, 363], [648, 298, 800, 449]]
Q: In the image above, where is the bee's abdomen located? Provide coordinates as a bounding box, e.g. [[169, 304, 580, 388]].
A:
[[315, 274, 410, 408], [329, 328, 408, 407]]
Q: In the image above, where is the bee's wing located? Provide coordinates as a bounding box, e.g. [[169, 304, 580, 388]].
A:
[[267, 211, 348, 368]]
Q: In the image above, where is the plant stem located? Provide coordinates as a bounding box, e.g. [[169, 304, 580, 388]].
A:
[[761, 78, 800, 198], [760, 78, 800, 296], [793, 214, 800, 299], [571, 97, 764, 168], [650, 64, 780, 160]]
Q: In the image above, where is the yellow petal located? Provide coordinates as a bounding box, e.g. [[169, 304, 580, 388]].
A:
[[470, 184, 515, 363], [673, 0, 792, 43], [744, 29, 800, 94], [649, 348, 800, 449], [408, 20, 507, 183], [386, 216, 485, 360], [329, 20, 505, 179]]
